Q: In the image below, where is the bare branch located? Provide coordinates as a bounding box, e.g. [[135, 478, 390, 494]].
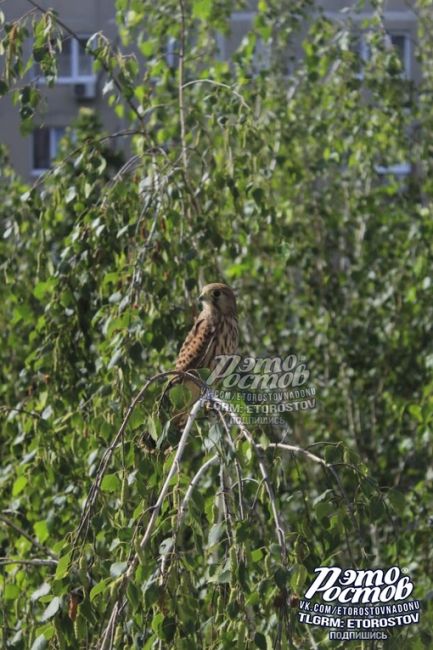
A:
[[97, 396, 205, 649], [176, 454, 218, 526], [178, 0, 188, 173], [182, 79, 250, 110], [0, 558, 57, 567], [260, 443, 329, 468], [211, 398, 288, 562], [0, 406, 42, 419], [73, 370, 207, 550], [260, 442, 360, 546], [215, 408, 245, 520]]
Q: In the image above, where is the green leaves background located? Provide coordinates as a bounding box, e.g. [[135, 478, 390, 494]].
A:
[[1, 0, 433, 647]]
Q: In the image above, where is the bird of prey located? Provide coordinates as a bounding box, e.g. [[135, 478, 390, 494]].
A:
[[169, 282, 239, 425]]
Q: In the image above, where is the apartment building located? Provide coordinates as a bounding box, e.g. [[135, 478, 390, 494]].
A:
[[0, 0, 120, 180], [0, 0, 419, 180]]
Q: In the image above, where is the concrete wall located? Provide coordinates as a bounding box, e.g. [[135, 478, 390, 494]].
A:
[[0, 0, 122, 179], [0, 0, 420, 180]]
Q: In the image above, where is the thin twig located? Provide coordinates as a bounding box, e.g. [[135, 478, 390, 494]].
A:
[[73, 370, 207, 550], [215, 409, 245, 520], [176, 454, 218, 526], [0, 406, 42, 420], [0, 514, 57, 559], [176, 0, 202, 219], [219, 463, 234, 546], [178, 0, 188, 173], [29, 129, 144, 192], [24, 0, 145, 126], [182, 79, 250, 110], [261, 443, 329, 468], [97, 397, 205, 649], [211, 398, 288, 563], [128, 397, 203, 571], [160, 452, 218, 581], [0, 558, 57, 567], [261, 442, 361, 551]]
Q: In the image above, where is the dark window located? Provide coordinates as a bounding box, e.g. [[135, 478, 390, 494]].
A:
[[34, 36, 94, 81], [32, 127, 50, 171], [32, 127, 66, 172]]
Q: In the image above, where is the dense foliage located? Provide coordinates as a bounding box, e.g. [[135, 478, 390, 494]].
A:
[[1, 0, 433, 648]]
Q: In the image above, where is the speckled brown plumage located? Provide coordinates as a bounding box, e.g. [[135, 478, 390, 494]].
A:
[[170, 283, 238, 425], [175, 283, 238, 372]]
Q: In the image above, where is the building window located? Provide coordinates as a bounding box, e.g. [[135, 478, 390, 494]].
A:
[[166, 37, 179, 69], [388, 33, 411, 78], [253, 38, 271, 74], [32, 127, 66, 173], [353, 31, 411, 79], [35, 36, 94, 83], [59, 37, 94, 81], [375, 162, 411, 176]]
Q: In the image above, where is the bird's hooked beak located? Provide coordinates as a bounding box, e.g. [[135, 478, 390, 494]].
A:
[[198, 292, 210, 308]]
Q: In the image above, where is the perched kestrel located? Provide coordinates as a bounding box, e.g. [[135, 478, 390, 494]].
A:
[[176, 283, 238, 373], [169, 283, 239, 424]]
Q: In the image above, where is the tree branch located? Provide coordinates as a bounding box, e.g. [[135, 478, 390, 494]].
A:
[[260, 442, 361, 551], [182, 79, 250, 110], [97, 396, 205, 649], [0, 558, 57, 567], [211, 398, 288, 563], [176, 454, 218, 526], [73, 370, 207, 550], [0, 514, 57, 559], [178, 0, 188, 174], [24, 0, 145, 126]]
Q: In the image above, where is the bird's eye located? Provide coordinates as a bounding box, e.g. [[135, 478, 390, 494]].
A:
[[213, 289, 221, 298]]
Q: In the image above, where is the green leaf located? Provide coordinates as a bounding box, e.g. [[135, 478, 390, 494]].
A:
[[215, 568, 231, 584], [151, 611, 164, 636], [408, 404, 423, 423], [192, 0, 212, 20], [139, 41, 154, 57], [129, 408, 146, 429], [54, 552, 71, 580], [33, 279, 55, 301], [4, 584, 20, 600], [251, 548, 263, 563], [101, 473, 121, 493], [30, 635, 47, 650], [208, 522, 224, 548], [90, 578, 111, 602], [12, 475, 27, 496], [169, 384, 192, 409], [126, 581, 140, 610], [34, 520, 49, 543], [31, 583, 51, 602], [65, 186, 77, 204], [160, 616, 176, 642], [110, 561, 127, 578], [290, 564, 308, 593], [388, 489, 406, 512], [40, 596, 61, 621]]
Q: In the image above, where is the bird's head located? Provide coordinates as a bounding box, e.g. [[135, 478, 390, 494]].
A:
[[198, 283, 237, 317]]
